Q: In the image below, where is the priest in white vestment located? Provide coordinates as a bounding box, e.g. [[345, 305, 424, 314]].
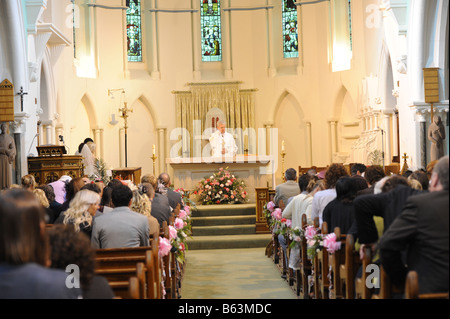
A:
[[209, 120, 237, 157]]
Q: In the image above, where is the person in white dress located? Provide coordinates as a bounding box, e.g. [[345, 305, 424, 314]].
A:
[[209, 120, 237, 157]]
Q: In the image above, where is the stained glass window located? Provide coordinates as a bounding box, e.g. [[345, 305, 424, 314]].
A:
[[282, 0, 298, 59], [127, 0, 142, 62], [201, 0, 222, 62], [348, 0, 353, 51]]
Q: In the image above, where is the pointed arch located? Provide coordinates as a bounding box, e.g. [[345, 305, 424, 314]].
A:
[[80, 93, 98, 129], [271, 89, 304, 122], [131, 94, 159, 128]]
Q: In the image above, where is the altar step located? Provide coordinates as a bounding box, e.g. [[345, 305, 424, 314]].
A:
[[187, 204, 271, 250]]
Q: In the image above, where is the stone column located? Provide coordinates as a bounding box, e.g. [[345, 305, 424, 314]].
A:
[[305, 121, 312, 166], [392, 111, 399, 159], [10, 113, 30, 183], [192, 0, 201, 80], [382, 112, 391, 165], [94, 128, 103, 159], [329, 120, 337, 163], [150, 0, 160, 80], [416, 112, 427, 169], [222, 0, 232, 79], [267, 0, 276, 77], [157, 127, 167, 174]]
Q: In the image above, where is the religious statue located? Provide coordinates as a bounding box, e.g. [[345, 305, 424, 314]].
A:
[[0, 122, 16, 189], [428, 115, 446, 161], [209, 120, 237, 157]]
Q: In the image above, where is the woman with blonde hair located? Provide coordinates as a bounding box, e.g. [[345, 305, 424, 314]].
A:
[[130, 189, 160, 239], [56, 189, 100, 238], [21, 174, 37, 191], [33, 188, 50, 208]]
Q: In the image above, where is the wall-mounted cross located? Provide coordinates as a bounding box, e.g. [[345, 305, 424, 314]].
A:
[[16, 86, 28, 112]]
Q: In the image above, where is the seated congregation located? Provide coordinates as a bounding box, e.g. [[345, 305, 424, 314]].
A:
[[268, 156, 449, 299], [0, 171, 189, 299]]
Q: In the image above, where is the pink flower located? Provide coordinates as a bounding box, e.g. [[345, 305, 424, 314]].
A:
[[272, 208, 282, 220], [266, 201, 275, 212], [323, 233, 341, 254], [305, 225, 317, 240], [184, 206, 191, 215], [159, 237, 172, 257], [169, 225, 178, 240], [174, 218, 184, 230], [179, 210, 187, 220], [286, 219, 292, 228]]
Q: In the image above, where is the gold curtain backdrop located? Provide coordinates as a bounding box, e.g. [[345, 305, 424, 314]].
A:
[[174, 82, 257, 157]]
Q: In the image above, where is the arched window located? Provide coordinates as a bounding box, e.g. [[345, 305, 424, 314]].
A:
[[282, 0, 298, 59], [127, 0, 143, 62], [200, 0, 222, 62]]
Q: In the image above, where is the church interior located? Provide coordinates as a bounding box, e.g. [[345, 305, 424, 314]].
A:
[[0, 0, 448, 303]]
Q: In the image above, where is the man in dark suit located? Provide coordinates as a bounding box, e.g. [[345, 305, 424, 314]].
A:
[[158, 172, 183, 210], [378, 156, 449, 294]]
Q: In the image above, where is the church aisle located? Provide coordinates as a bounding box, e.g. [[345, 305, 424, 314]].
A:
[[180, 248, 297, 299]]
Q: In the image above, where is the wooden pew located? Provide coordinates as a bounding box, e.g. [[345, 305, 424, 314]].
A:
[[97, 261, 145, 299], [405, 271, 449, 299], [355, 245, 373, 299], [327, 227, 346, 299], [339, 233, 361, 299], [95, 241, 160, 299], [313, 221, 329, 299], [298, 165, 329, 176], [371, 265, 403, 299], [128, 276, 141, 299]]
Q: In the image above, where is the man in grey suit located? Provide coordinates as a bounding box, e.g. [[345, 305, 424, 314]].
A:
[[274, 168, 300, 207], [91, 184, 149, 249]]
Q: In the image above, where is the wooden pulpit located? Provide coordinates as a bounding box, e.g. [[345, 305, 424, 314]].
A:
[[28, 145, 83, 185]]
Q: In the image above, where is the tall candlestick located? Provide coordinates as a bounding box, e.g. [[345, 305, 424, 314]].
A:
[[281, 140, 285, 152], [152, 144, 156, 155]]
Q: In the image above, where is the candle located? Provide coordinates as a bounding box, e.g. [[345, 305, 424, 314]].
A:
[[152, 144, 156, 155], [282, 140, 285, 152]]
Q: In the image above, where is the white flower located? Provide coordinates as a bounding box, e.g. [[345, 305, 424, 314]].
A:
[[210, 176, 214, 179], [219, 191, 223, 194], [220, 184, 224, 187], [208, 191, 211, 195]]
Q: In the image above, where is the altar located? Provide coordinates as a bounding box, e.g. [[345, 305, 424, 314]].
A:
[[167, 155, 275, 203]]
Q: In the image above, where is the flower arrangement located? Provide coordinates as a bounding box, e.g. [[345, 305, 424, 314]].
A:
[[169, 206, 193, 264], [305, 225, 323, 259], [89, 158, 112, 184], [289, 227, 305, 249], [194, 167, 248, 205], [263, 201, 275, 228]]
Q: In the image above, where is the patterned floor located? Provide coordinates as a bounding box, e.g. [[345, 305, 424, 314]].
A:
[[180, 248, 297, 299]]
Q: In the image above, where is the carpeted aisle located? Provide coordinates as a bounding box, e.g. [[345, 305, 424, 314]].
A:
[[180, 248, 297, 299]]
